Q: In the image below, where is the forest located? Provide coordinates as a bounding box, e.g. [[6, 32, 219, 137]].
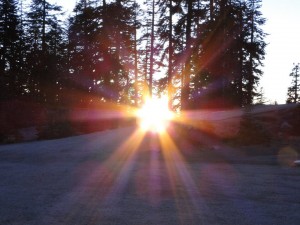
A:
[[0, 0, 267, 139], [0, 0, 266, 108]]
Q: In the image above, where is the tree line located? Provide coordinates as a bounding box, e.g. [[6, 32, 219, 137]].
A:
[[0, 0, 266, 110]]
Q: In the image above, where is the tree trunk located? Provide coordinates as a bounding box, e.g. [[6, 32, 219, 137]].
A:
[[134, 0, 138, 106], [168, 0, 173, 109], [248, 0, 255, 105], [181, 0, 192, 110], [42, 0, 46, 53], [210, 0, 214, 20], [294, 65, 299, 103], [149, 0, 155, 97]]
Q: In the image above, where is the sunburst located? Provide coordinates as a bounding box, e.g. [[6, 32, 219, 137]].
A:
[[136, 96, 174, 133]]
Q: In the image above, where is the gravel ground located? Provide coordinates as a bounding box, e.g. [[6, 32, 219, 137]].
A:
[[0, 127, 299, 225]]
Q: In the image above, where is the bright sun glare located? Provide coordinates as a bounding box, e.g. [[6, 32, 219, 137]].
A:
[[136, 96, 174, 133]]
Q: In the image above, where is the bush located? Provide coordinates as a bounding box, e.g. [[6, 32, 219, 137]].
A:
[[290, 105, 300, 135], [0, 129, 22, 144], [235, 109, 271, 145], [37, 108, 75, 140], [38, 121, 74, 140]]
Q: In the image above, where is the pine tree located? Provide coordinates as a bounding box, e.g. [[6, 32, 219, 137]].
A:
[[243, 0, 266, 106], [173, 0, 206, 110], [175, 0, 193, 110], [0, 0, 20, 100], [156, 0, 177, 108], [255, 87, 267, 105], [286, 63, 300, 103], [138, 0, 160, 100], [68, 0, 100, 104], [68, 0, 140, 105], [133, 0, 141, 106], [187, 0, 266, 109], [25, 0, 63, 103], [111, 0, 141, 105]]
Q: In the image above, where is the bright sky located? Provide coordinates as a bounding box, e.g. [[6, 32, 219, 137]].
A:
[[51, 0, 300, 104], [261, 0, 300, 104]]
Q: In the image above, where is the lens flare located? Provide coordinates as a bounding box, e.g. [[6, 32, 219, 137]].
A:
[[136, 96, 174, 133]]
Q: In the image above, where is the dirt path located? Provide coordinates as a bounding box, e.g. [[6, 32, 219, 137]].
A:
[[0, 127, 299, 225]]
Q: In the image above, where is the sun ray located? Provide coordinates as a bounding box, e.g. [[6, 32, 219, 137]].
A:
[[61, 127, 147, 223], [100, 128, 147, 201], [158, 131, 209, 222]]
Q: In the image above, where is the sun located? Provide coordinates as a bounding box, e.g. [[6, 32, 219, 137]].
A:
[[136, 96, 174, 133]]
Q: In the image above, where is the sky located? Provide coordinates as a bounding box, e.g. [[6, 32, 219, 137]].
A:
[[50, 0, 300, 104], [260, 0, 300, 104]]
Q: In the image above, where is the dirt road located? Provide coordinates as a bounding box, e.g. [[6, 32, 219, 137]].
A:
[[0, 127, 299, 225]]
